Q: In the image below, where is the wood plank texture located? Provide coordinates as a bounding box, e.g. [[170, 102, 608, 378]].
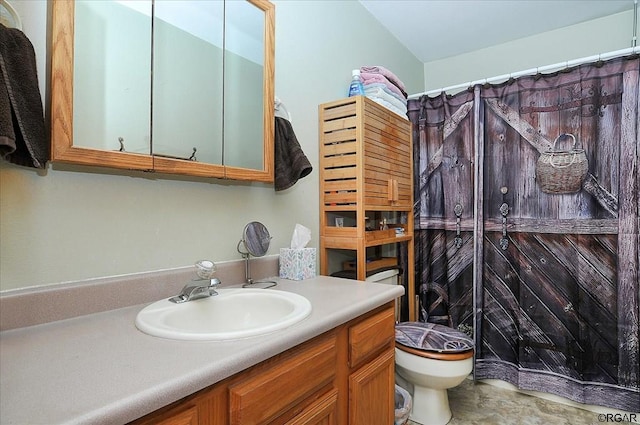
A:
[[617, 66, 639, 387], [410, 57, 640, 411]]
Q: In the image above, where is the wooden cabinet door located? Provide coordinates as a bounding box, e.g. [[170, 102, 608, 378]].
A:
[[348, 349, 394, 425], [362, 98, 412, 209]]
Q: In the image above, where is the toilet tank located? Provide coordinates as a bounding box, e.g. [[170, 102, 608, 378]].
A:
[[366, 268, 401, 321], [366, 268, 400, 285]]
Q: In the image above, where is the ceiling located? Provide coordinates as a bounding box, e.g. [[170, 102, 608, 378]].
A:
[[359, 0, 637, 63]]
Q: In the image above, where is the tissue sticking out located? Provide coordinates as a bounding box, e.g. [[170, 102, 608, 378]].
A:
[[290, 223, 311, 249]]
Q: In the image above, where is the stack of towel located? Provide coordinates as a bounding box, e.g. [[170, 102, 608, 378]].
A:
[[359, 65, 407, 117]]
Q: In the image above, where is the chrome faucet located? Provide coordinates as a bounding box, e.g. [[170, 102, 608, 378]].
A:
[[169, 277, 221, 303], [169, 260, 221, 303]]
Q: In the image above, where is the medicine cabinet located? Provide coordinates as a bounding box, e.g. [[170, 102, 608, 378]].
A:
[[50, 0, 275, 182]]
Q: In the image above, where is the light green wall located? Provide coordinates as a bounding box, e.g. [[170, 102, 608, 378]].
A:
[[423, 10, 638, 93], [0, 0, 422, 291]]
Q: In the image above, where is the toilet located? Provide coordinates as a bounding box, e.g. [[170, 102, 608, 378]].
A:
[[395, 322, 473, 425], [366, 269, 474, 425]]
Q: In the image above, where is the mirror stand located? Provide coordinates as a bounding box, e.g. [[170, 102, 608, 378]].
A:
[[237, 221, 276, 289], [237, 248, 276, 289]]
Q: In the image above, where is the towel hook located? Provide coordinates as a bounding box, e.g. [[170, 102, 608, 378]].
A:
[[274, 96, 292, 121], [0, 0, 22, 30]]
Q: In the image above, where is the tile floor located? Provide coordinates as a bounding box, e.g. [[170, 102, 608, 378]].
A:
[[405, 379, 637, 425]]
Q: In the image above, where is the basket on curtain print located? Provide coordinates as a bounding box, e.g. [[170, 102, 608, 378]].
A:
[[535, 133, 588, 194]]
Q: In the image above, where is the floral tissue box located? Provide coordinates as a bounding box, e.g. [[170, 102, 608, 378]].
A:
[[279, 248, 316, 280]]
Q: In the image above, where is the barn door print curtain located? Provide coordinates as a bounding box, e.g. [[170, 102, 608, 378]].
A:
[[408, 56, 639, 411]]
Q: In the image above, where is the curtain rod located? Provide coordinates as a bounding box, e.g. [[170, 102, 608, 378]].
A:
[[408, 46, 640, 99]]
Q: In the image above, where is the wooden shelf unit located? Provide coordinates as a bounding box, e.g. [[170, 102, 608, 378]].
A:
[[319, 96, 415, 321]]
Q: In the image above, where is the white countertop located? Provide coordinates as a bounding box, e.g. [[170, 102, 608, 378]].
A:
[[0, 276, 403, 425]]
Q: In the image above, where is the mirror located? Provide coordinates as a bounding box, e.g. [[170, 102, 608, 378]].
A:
[[152, 0, 223, 164], [237, 221, 275, 288], [240, 221, 271, 257], [223, 1, 265, 170], [73, 0, 152, 155], [50, 0, 274, 182]]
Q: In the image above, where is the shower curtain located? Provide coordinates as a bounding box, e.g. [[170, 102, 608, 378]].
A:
[[408, 56, 639, 411]]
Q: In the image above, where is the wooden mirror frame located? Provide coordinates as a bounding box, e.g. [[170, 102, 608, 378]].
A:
[[50, 0, 275, 182]]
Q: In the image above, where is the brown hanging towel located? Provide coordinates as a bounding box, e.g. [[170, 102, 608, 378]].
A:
[[274, 116, 312, 191], [0, 23, 48, 168]]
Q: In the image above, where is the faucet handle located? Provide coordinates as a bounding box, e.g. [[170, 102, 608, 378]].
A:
[[195, 260, 217, 279]]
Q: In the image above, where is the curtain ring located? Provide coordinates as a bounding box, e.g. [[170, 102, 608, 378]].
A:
[[595, 54, 604, 68], [534, 67, 542, 80], [419, 96, 427, 121]]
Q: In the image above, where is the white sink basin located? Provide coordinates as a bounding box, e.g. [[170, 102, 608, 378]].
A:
[[135, 288, 312, 341]]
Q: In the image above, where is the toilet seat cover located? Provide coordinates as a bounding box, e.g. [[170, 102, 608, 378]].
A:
[[395, 322, 473, 353]]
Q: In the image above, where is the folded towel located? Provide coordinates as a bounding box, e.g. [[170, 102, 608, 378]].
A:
[[364, 86, 408, 114], [274, 116, 312, 191], [0, 24, 48, 168], [360, 65, 407, 97], [363, 83, 407, 108], [365, 96, 407, 118], [360, 72, 406, 100]]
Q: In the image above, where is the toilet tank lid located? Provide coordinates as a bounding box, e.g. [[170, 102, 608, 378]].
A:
[[395, 322, 473, 353]]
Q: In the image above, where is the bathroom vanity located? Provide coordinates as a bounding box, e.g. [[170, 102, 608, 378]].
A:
[[132, 302, 395, 425], [0, 275, 403, 424]]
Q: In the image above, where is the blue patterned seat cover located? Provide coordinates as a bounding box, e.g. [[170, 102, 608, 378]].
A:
[[395, 322, 473, 353]]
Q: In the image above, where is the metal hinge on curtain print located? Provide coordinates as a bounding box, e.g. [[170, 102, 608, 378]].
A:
[[499, 186, 509, 250], [454, 203, 463, 249]]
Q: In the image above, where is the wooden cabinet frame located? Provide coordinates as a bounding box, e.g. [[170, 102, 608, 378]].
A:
[[50, 0, 275, 182], [318, 96, 415, 320]]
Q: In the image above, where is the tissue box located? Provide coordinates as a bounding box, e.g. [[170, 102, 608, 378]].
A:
[[279, 248, 316, 280]]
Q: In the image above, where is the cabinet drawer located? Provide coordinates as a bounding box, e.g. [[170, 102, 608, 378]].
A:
[[230, 335, 337, 425], [349, 306, 395, 369], [284, 389, 338, 425], [132, 403, 198, 425]]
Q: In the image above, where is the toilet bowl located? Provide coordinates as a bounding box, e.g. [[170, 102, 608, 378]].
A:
[[363, 268, 475, 425], [395, 322, 474, 425]]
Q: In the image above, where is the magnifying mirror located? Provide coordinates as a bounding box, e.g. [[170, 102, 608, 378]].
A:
[[237, 221, 276, 288], [240, 221, 271, 257]]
